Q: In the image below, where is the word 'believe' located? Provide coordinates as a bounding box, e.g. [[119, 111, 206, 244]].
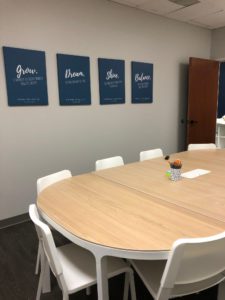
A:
[[106, 69, 119, 80], [135, 73, 151, 82], [65, 69, 85, 78], [16, 65, 38, 78]]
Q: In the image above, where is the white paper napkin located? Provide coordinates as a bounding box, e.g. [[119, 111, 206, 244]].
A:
[[181, 169, 210, 179]]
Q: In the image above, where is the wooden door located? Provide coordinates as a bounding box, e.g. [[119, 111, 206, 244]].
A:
[[186, 57, 219, 146]]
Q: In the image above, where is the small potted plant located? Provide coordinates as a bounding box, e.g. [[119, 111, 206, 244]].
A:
[[170, 159, 182, 181]]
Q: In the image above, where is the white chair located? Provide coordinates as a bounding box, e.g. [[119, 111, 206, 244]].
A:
[[35, 170, 72, 275], [130, 232, 225, 300], [140, 148, 163, 162], [36, 169, 72, 195], [187, 143, 216, 151], [29, 204, 136, 300], [95, 156, 124, 171]]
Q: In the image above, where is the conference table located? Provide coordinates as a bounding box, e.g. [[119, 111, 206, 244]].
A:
[[37, 149, 225, 300]]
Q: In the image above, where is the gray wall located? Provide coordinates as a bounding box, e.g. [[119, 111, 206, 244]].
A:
[[0, 0, 211, 220], [211, 27, 225, 59]]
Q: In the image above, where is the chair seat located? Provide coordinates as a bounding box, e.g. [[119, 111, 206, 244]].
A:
[[58, 243, 130, 293], [131, 259, 225, 299], [172, 274, 224, 298]]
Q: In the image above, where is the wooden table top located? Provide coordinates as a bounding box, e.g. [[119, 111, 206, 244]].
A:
[[37, 149, 225, 252], [96, 149, 225, 223]]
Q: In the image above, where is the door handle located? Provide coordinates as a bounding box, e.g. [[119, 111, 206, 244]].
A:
[[181, 119, 198, 124], [187, 120, 198, 125]]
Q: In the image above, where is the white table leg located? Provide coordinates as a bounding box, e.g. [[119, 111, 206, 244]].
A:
[[96, 256, 109, 300], [217, 281, 225, 300]]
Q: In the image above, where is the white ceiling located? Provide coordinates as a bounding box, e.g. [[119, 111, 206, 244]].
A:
[[109, 0, 225, 29]]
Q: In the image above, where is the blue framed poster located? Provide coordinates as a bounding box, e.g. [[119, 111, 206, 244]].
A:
[[132, 61, 153, 104], [3, 46, 48, 106], [218, 62, 225, 117], [98, 58, 125, 105], [57, 54, 91, 105]]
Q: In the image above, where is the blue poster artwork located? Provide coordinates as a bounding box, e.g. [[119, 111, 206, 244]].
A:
[[3, 46, 48, 106], [132, 61, 153, 104], [218, 62, 225, 118], [57, 54, 91, 105], [98, 58, 125, 105]]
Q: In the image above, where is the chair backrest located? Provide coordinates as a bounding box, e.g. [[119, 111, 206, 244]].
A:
[[158, 231, 225, 299], [187, 143, 216, 151], [140, 148, 163, 162], [29, 204, 65, 281], [37, 170, 72, 194], [95, 156, 124, 171]]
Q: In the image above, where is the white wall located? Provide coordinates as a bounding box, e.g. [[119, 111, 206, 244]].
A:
[[211, 27, 225, 59], [0, 0, 211, 220]]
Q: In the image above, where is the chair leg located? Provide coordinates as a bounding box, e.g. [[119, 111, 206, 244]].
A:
[[129, 270, 136, 300], [35, 242, 41, 274], [36, 256, 46, 300], [217, 281, 225, 300], [123, 272, 130, 300], [42, 259, 51, 293], [36, 243, 51, 293], [86, 286, 91, 295]]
